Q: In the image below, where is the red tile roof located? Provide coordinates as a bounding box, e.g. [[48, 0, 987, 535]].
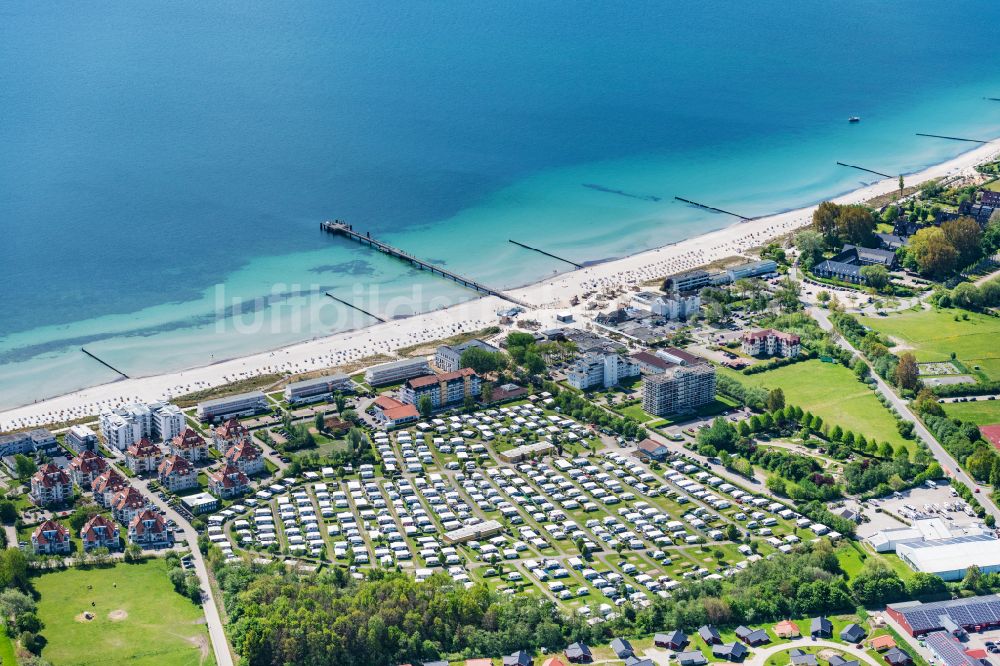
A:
[[81, 515, 118, 543], [33, 519, 69, 545], [226, 441, 261, 463], [129, 509, 166, 535], [32, 463, 70, 488], [127, 437, 162, 457], [70, 450, 107, 474], [210, 464, 249, 488], [743, 328, 800, 343], [173, 428, 207, 450], [112, 487, 146, 510], [215, 418, 248, 439], [158, 454, 194, 477], [93, 469, 129, 494]]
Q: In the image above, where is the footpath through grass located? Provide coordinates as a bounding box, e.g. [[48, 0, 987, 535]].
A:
[[33, 559, 211, 666], [723, 360, 909, 450], [858, 309, 1000, 381]]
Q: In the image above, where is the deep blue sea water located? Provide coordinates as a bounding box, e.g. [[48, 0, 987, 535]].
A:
[[2, 2, 1000, 409]]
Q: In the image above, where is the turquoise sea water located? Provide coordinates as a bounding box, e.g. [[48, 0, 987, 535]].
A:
[[2, 2, 1000, 409]]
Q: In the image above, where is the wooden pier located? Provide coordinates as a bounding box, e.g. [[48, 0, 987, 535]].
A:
[[508, 239, 582, 268], [324, 292, 386, 323], [916, 133, 987, 144], [674, 197, 752, 221], [836, 162, 893, 179], [320, 221, 530, 308], [81, 347, 129, 379]]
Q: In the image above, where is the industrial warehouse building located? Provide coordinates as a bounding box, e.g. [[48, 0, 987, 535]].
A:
[[866, 518, 1000, 580], [887, 594, 1000, 636]]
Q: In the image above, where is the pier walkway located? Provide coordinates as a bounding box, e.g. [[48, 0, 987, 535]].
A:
[[320, 221, 530, 308]]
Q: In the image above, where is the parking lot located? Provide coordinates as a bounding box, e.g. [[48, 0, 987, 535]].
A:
[[854, 484, 975, 539]]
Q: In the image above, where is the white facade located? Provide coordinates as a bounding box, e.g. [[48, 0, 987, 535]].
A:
[[567, 352, 640, 390], [151, 403, 185, 443], [100, 410, 143, 451], [651, 293, 701, 320]]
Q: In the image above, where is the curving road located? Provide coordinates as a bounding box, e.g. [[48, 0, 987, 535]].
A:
[[745, 638, 883, 666]]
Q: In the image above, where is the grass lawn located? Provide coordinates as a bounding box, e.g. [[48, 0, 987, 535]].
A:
[[0, 628, 16, 666], [618, 403, 655, 423], [723, 360, 908, 449], [858, 309, 1000, 381], [836, 542, 867, 579], [34, 559, 212, 666], [943, 400, 1000, 426]]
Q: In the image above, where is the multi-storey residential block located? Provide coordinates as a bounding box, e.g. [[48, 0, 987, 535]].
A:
[[283, 374, 355, 405], [208, 464, 250, 499], [212, 419, 251, 454], [643, 363, 716, 416], [224, 440, 265, 476], [65, 425, 99, 454], [170, 428, 209, 463], [92, 469, 129, 508], [158, 455, 200, 493], [435, 339, 499, 373], [399, 368, 481, 410], [125, 438, 163, 475], [128, 510, 171, 548], [69, 450, 108, 489], [81, 515, 121, 551], [196, 391, 268, 423], [566, 352, 640, 390], [364, 358, 431, 387], [741, 329, 801, 358], [32, 520, 71, 555], [30, 463, 73, 506]]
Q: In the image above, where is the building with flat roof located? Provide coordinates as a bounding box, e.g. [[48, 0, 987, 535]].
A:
[[442, 519, 503, 545], [643, 362, 716, 416], [283, 374, 355, 405], [364, 358, 432, 386], [0, 428, 56, 457], [182, 492, 221, 515], [664, 270, 711, 294], [400, 368, 481, 409], [65, 425, 99, 454], [151, 403, 186, 442], [435, 339, 500, 373], [497, 441, 555, 463], [196, 391, 269, 422], [566, 352, 640, 390], [725, 259, 778, 282], [896, 534, 1000, 581]]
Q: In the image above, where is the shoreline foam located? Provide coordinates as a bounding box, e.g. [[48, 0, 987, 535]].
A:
[[2, 138, 998, 431]]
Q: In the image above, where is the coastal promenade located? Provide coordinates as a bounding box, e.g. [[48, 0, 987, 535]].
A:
[[1, 139, 998, 432]]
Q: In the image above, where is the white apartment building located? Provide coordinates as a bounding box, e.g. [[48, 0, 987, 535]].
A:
[[567, 352, 640, 390], [151, 403, 185, 442]]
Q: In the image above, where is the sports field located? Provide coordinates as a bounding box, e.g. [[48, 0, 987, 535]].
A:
[[33, 559, 212, 666], [943, 399, 1000, 426]]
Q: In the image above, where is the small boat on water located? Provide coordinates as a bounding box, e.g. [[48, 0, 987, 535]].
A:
[[849, 116, 861, 123]]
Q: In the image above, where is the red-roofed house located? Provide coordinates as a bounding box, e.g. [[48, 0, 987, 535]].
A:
[[32, 520, 71, 555], [81, 515, 121, 551], [125, 437, 163, 475], [208, 464, 250, 499], [871, 635, 897, 652], [224, 440, 265, 476], [128, 509, 171, 548], [170, 428, 209, 463], [158, 455, 199, 492], [111, 487, 147, 525], [981, 424, 1000, 449], [69, 450, 108, 489], [92, 469, 129, 508], [774, 620, 801, 638], [742, 329, 801, 358], [30, 463, 73, 506], [372, 395, 420, 429], [213, 418, 251, 454]]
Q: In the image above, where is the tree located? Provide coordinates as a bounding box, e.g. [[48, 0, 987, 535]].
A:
[[459, 347, 507, 375], [14, 454, 36, 480], [909, 227, 959, 278], [523, 351, 546, 376], [0, 501, 16, 524], [314, 412, 325, 433], [850, 561, 906, 606], [481, 381, 493, 405], [795, 230, 825, 267], [898, 174, 904, 199], [697, 417, 737, 452], [813, 201, 841, 245], [334, 391, 347, 413], [837, 206, 876, 247], [878, 441, 894, 458], [766, 475, 787, 496], [894, 352, 919, 391], [951, 282, 983, 309], [941, 216, 983, 268], [860, 265, 890, 292], [766, 388, 785, 412], [417, 396, 434, 419]]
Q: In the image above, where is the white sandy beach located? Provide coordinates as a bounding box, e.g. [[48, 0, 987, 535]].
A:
[[3, 139, 999, 432]]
